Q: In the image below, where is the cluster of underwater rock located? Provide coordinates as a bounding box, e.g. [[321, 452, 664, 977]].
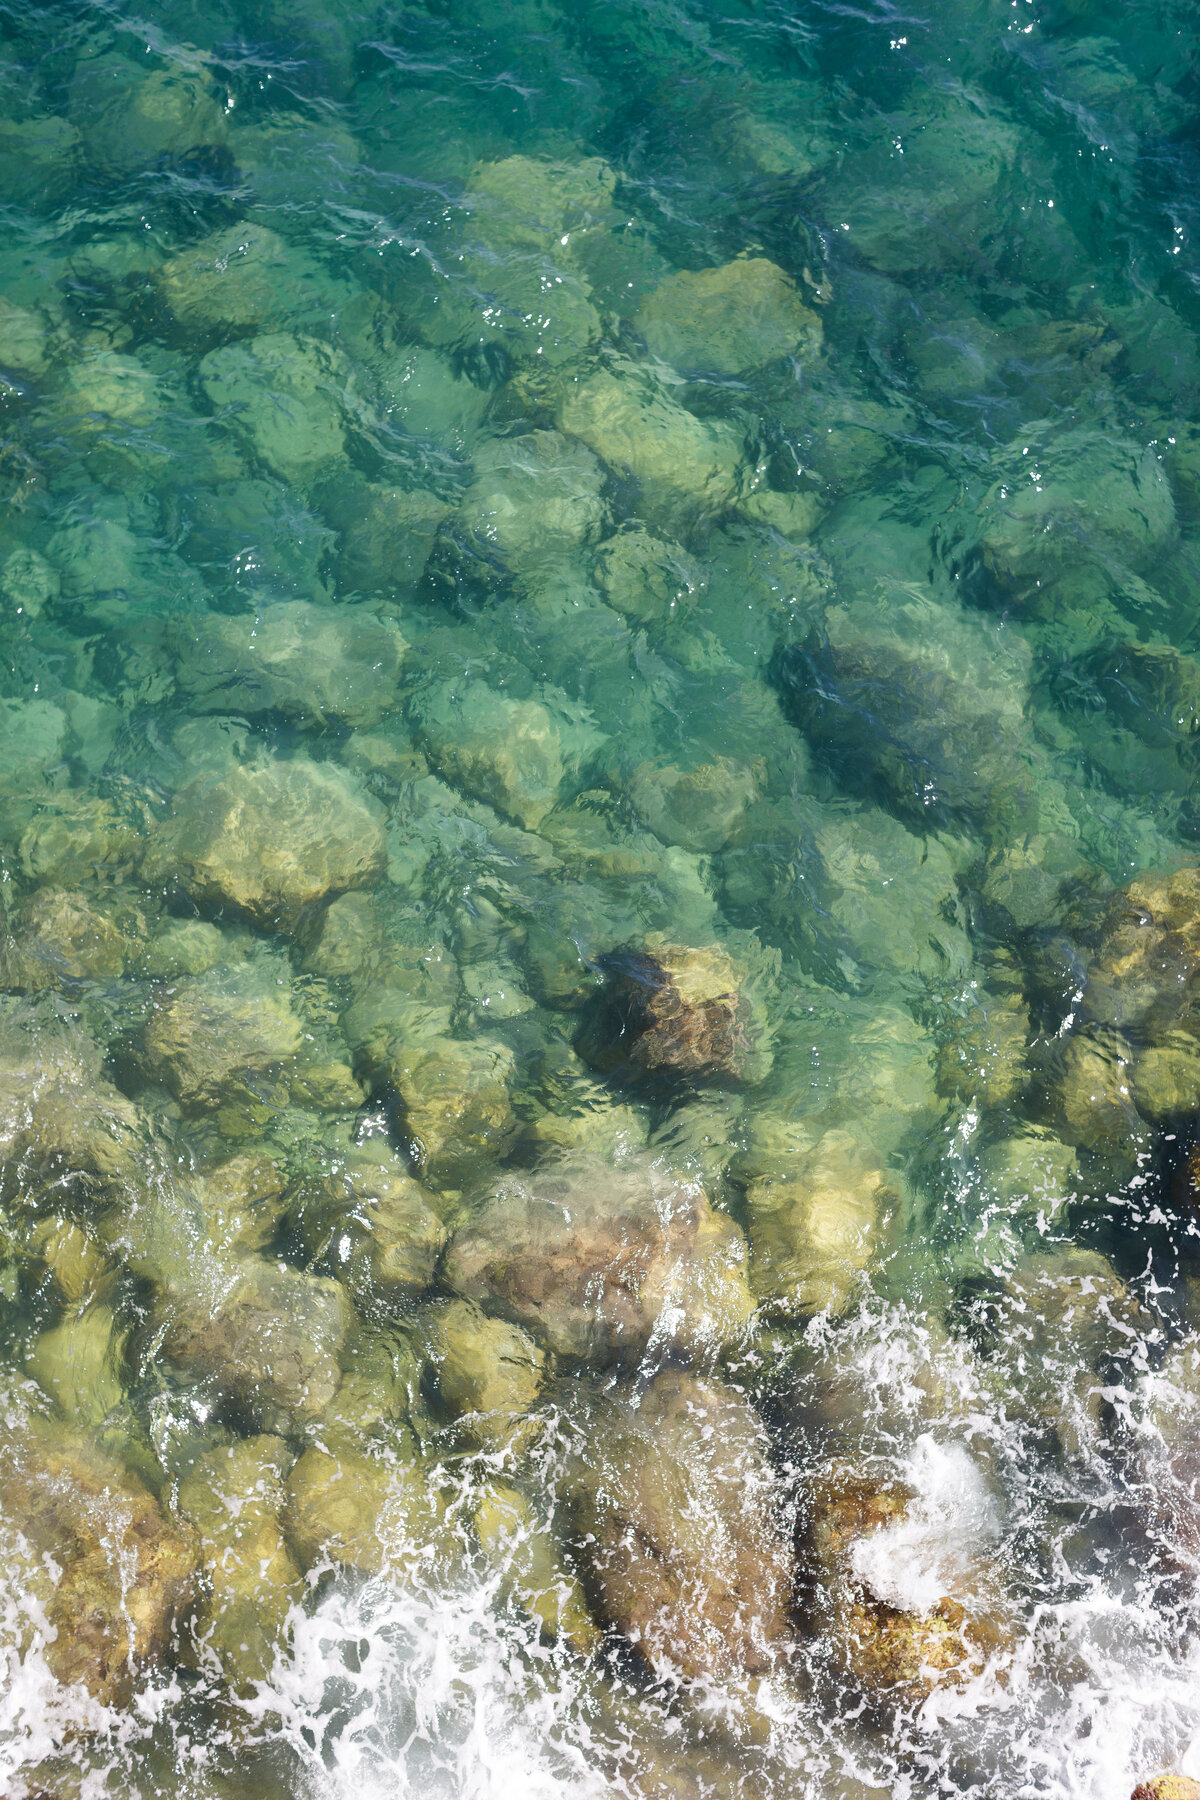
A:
[[1, 0, 1200, 1788]]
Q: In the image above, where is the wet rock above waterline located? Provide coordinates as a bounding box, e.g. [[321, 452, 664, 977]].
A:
[[798, 1448, 1006, 1695], [442, 1153, 754, 1365], [146, 755, 387, 935], [170, 600, 407, 728], [575, 937, 772, 1089], [1131, 1781, 1200, 1800], [568, 1369, 793, 1681], [0, 1414, 198, 1704], [635, 256, 822, 376]]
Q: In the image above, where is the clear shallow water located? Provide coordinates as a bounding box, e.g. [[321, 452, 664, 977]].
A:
[[2, 0, 1200, 1795]]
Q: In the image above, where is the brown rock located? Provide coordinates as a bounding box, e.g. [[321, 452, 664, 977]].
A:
[[1131, 1781, 1200, 1800], [576, 938, 769, 1088], [0, 1417, 197, 1703], [443, 1154, 754, 1365], [799, 1461, 1005, 1695], [570, 1370, 793, 1681]]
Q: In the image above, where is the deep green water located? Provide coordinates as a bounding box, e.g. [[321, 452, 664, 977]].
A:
[[3, 0, 1200, 1795]]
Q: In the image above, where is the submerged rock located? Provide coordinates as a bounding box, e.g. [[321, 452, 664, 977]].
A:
[[157, 221, 330, 341], [626, 755, 759, 854], [148, 756, 387, 935], [772, 599, 1036, 828], [0, 1031, 144, 1200], [26, 1304, 127, 1426], [143, 961, 306, 1107], [558, 361, 743, 512], [742, 1129, 894, 1315], [473, 1482, 599, 1654], [72, 56, 227, 175], [576, 938, 772, 1088], [593, 525, 702, 626], [569, 1370, 793, 1681], [198, 333, 353, 484], [283, 1444, 444, 1575], [443, 1154, 754, 1365], [635, 256, 821, 375], [171, 601, 406, 728], [413, 680, 563, 827], [453, 429, 608, 575], [159, 1258, 350, 1429], [178, 1434, 303, 1689], [426, 1298, 547, 1447], [288, 1149, 447, 1308], [0, 888, 141, 990], [382, 1035, 516, 1190], [0, 1416, 197, 1703]]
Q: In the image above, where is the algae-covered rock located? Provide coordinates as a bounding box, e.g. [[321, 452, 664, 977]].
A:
[[444, 1154, 753, 1365], [799, 1453, 1005, 1695], [57, 348, 161, 432], [199, 333, 352, 483], [743, 1129, 894, 1316], [143, 962, 305, 1106], [1051, 1027, 1145, 1154], [0, 888, 140, 990], [149, 755, 387, 934], [0, 1031, 144, 1199], [626, 756, 758, 854], [453, 429, 608, 575], [178, 1434, 303, 1689], [772, 598, 1035, 828], [0, 697, 67, 790], [26, 1304, 127, 1425], [576, 938, 771, 1088], [288, 1148, 447, 1308], [972, 428, 1175, 593], [473, 1482, 598, 1654], [336, 484, 450, 597], [413, 680, 571, 828], [26, 1216, 113, 1308], [593, 525, 702, 626], [635, 257, 821, 375], [160, 1257, 350, 1428], [157, 221, 329, 341], [0, 1416, 197, 1703], [72, 56, 227, 175], [426, 1298, 546, 1446], [283, 1444, 444, 1575], [171, 601, 406, 728], [569, 1370, 793, 1681], [382, 1035, 516, 1189], [144, 918, 232, 979], [467, 154, 617, 253], [558, 361, 743, 512], [936, 990, 1031, 1108]]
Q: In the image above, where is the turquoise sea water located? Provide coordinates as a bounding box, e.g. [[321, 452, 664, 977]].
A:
[[3, 0, 1200, 1795]]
